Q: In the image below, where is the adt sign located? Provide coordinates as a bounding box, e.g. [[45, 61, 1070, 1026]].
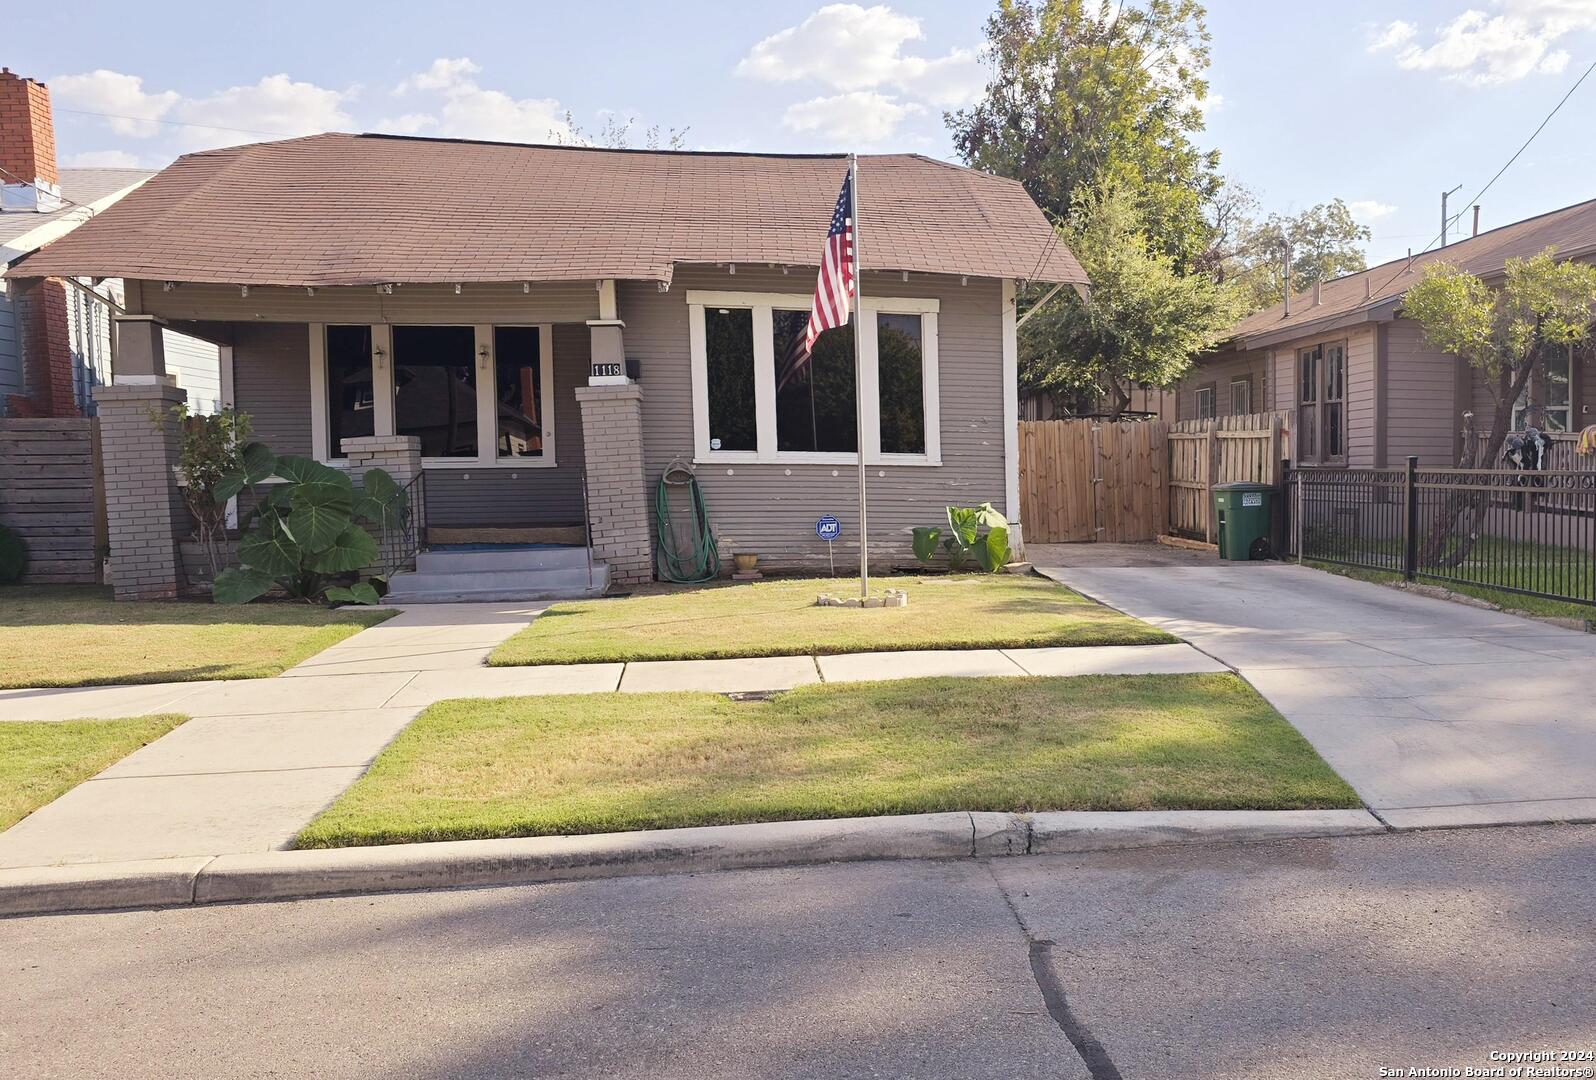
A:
[[815, 515, 842, 542]]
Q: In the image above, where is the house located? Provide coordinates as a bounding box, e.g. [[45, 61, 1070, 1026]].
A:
[[5, 132, 1084, 599], [1176, 196, 1596, 469], [0, 69, 221, 417]]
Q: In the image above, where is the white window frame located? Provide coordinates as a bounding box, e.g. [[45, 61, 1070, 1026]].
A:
[[1194, 384, 1216, 420], [309, 322, 555, 468], [1229, 375, 1251, 416], [685, 289, 941, 467]]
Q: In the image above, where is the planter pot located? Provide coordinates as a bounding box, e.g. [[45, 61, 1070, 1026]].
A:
[[733, 553, 759, 574]]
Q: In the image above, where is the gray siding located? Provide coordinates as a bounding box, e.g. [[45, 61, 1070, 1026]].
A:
[[1383, 318, 1461, 466], [162, 328, 222, 414], [233, 322, 314, 457], [622, 266, 1007, 570], [0, 287, 18, 410], [1176, 349, 1268, 421]]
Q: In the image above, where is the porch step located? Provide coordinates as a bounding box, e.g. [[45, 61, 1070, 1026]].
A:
[[416, 545, 592, 574], [382, 556, 610, 604]]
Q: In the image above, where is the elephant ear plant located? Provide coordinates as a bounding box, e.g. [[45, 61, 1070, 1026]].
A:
[[211, 444, 408, 606], [912, 503, 1013, 573]]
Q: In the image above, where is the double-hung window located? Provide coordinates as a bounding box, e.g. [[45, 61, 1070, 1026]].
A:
[[1297, 340, 1346, 464], [1229, 376, 1251, 416], [1512, 343, 1573, 432], [311, 323, 555, 466], [1194, 384, 1216, 420], [688, 291, 940, 465]]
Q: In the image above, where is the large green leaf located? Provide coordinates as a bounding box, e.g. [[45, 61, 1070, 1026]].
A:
[[973, 502, 1010, 531], [275, 454, 352, 490], [911, 526, 942, 563], [211, 567, 276, 604], [324, 581, 381, 606], [362, 468, 401, 501], [946, 505, 981, 546], [241, 442, 277, 483], [976, 525, 1011, 573], [238, 522, 303, 577], [287, 482, 356, 551], [305, 524, 379, 574]]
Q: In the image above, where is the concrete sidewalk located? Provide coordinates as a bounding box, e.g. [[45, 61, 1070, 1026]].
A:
[[0, 601, 1224, 870], [1037, 556, 1596, 830]]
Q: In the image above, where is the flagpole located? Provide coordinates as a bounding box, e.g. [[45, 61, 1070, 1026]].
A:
[[849, 152, 869, 599]]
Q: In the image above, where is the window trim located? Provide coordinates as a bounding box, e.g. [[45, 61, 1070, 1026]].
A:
[[309, 322, 556, 468], [1296, 338, 1348, 465], [1194, 383, 1216, 420], [686, 290, 941, 466], [1229, 375, 1251, 416]]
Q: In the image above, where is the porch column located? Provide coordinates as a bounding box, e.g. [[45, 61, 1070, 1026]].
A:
[[341, 435, 425, 571], [575, 383, 652, 586], [96, 316, 186, 599]]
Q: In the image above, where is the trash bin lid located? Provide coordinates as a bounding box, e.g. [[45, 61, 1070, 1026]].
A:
[[1213, 481, 1274, 492]]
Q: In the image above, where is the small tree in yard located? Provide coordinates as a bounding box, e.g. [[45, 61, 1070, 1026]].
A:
[[1402, 247, 1596, 562], [163, 406, 251, 579]]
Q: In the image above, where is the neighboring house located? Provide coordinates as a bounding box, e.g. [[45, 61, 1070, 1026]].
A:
[[6, 132, 1085, 597], [1176, 196, 1596, 468], [0, 68, 220, 417], [1020, 384, 1174, 422]]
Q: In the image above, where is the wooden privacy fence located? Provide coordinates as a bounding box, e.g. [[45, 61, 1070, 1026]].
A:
[[0, 417, 105, 583], [1168, 412, 1287, 543], [1019, 419, 1168, 543]]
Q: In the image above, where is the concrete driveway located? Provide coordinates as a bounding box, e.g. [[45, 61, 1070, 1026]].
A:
[[1034, 545, 1596, 829]]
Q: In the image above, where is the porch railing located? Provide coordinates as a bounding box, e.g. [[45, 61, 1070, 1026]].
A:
[[1286, 457, 1596, 608], [372, 470, 427, 577]]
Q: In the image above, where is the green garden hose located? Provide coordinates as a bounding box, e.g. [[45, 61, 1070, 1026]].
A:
[[654, 463, 721, 583]]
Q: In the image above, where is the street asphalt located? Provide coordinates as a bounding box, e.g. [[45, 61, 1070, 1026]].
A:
[[3, 824, 1592, 1079]]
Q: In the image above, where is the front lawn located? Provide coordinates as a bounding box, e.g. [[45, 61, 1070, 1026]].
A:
[[0, 715, 186, 831], [296, 674, 1359, 847], [0, 586, 394, 689], [490, 574, 1173, 666]]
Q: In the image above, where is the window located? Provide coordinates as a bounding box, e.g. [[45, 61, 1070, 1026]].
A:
[[876, 313, 925, 455], [1229, 376, 1251, 417], [1195, 384, 1216, 420], [1513, 344, 1572, 432], [494, 326, 546, 458], [1297, 340, 1347, 463], [687, 291, 940, 465], [705, 308, 758, 452], [773, 308, 856, 453], [393, 325, 478, 458], [325, 325, 374, 457]]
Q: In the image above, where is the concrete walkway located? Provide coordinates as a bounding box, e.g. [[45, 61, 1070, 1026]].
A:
[[1036, 551, 1596, 830], [0, 602, 1223, 869]]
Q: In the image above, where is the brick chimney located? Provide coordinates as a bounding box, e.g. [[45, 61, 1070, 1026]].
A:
[[0, 68, 62, 212]]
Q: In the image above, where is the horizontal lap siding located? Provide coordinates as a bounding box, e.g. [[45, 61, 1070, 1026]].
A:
[[621, 267, 1007, 570], [1344, 326, 1376, 466], [232, 322, 314, 457], [423, 322, 589, 527], [162, 329, 222, 414], [0, 418, 98, 582], [1176, 349, 1268, 420], [1384, 318, 1461, 466]]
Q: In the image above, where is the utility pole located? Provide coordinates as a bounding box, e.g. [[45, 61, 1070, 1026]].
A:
[[1441, 185, 1462, 247], [1282, 237, 1292, 316]]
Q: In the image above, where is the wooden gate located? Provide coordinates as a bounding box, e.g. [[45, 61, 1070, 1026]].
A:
[[1168, 413, 1287, 542], [1019, 419, 1168, 543], [0, 417, 105, 583]]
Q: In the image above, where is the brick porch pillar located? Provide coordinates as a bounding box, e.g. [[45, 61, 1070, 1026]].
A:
[[574, 384, 652, 586], [95, 380, 188, 599], [341, 435, 425, 571]]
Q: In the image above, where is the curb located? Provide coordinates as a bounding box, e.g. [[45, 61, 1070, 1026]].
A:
[[0, 809, 1385, 918]]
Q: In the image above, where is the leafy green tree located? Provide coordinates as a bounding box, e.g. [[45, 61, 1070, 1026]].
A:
[[1222, 197, 1371, 312], [1020, 182, 1242, 416], [948, 0, 1221, 268], [1403, 248, 1596, 562]]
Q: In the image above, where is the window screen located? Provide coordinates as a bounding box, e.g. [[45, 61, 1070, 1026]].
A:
[[393, 325, 478, 458]]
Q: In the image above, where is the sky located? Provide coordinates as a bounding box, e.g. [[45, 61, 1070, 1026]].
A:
[[9, 0, 1596, 267]]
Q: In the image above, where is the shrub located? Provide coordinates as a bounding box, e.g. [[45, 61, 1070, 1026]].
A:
[[0, 524, 26, 584], [912, 503, 1012, 573]]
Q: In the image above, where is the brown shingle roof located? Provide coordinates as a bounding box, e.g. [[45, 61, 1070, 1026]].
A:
[[1230, 195, 1596, 347], [7, 133, 1085, 287]]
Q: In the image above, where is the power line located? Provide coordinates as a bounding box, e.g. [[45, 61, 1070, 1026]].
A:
[[0, 163, 86, 210], [56, 107, 301, 139], [1362, 56, 1596, 303]]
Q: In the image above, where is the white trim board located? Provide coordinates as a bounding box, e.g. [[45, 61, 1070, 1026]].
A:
[[686, 291, 942, 467]]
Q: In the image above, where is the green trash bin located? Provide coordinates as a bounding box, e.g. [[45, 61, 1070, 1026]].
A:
[[1214, 482, 1275, 561]]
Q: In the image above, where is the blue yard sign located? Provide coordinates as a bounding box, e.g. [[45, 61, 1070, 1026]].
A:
[[815, 515, 842, 542]]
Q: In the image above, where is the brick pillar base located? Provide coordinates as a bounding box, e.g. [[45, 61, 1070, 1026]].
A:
[[574, 384, 652, 586], [341, 435, 424, 571], [94, 381, 188, 600]]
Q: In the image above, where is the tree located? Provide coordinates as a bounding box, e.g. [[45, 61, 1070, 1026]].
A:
[[1222, 196, 1371, 312], [1402, 248, 1596, 562], [1020, 182, 1242, 416], [555, 112, 689, 150], [948, 0, 1221, 269]]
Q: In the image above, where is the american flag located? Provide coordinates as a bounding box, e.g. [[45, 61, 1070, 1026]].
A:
[[777, 169, 855, 390]]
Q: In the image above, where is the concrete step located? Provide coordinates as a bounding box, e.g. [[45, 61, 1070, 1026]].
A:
[[382, 563, 609, 605], [417, 545, 591, 574]]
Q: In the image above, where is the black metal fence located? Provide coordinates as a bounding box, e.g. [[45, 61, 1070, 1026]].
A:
[[372, 470, 426, 577], [1285, 456, 1596, 607]]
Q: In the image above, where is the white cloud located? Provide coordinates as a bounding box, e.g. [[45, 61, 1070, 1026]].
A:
[[62, 149, 147, 168], [782, 91, 923, 143], [386, 58, 572, 143], [170, 74, 353, 151], [739, 4, 987, 113], [1349, 199, 1399, 221], [1370, 1, 1596, 85], [49, 70, 178, 137]]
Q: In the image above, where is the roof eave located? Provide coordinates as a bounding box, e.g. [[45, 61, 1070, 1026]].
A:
[[1235, 297, 1403, 351]]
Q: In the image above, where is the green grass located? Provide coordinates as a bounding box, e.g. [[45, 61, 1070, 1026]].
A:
[[490, 574, 1173, 667], [1306, 560, 1596, 622], [296, 674, 1360, 848], [0, 715, 186, 831], [0, 586, 394, 689]]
